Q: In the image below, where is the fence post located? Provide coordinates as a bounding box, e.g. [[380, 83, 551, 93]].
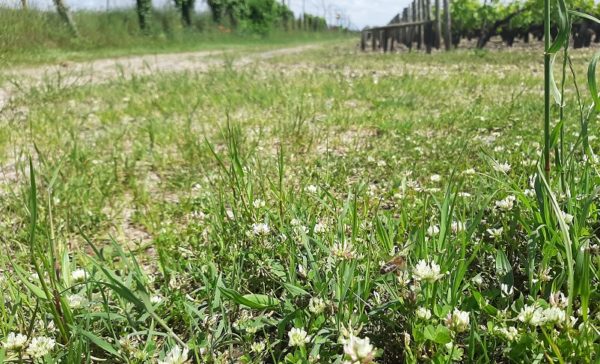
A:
[[434, 0, 441, 48], [417, 0, 424, 50], [361, 30, 367, 51], [372, 29, 377, 51], [443, 0, 451, 50], [424, 0, 431, 53], [401, 8, 408, 46]]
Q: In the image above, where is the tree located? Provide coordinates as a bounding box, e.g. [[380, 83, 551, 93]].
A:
[[136, 0, 152, 31], [174, 0, 196, 27], [52, 0, 79, 36]]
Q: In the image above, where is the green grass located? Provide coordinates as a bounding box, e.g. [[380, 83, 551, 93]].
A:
[[0, 42, 599, 363], [0, 6, 351, 67]]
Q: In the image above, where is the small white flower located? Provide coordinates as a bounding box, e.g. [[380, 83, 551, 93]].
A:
[[250, 340, 266, 353], [416, 307, 432, 320], [549, 291, 567, 308], [412, 260, 444, 283], [305, 185, 318, 194], [561, 212, 574, 225], [495, 195, 516, 211], [492, 161, 511, 173], [288, 327, 310, 347], [71, 269, 87, 282], [332, 241, 356, 260], [377, 160, 387, 167], [463, 168, 476, 175], [253, 199, 265, 208], [3, 332, 27, 351], [471, 274, 484, 286], [495, 326, 519, 341], [430, 174, 441, 182], [67, 294, 87, 310], [487, 227, 503, 239], [542, 306, 566, 325], [451, 221, 466, 233], [518, 304, 545, 326], [252, 223, 270, 236], [308, 297, 326, 315], [445, 309, 470, 332], [313, 221, 327, 234], [426, 225, 440, 236], [500, 283, 514, 297], [524, 189, 535, 198], [158, 345, 189, 364], [151, 295, 163, 305], [26, 336, 55, 358], [343, 335, 376, 362]]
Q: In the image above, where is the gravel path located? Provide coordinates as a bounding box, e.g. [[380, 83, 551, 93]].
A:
[[0, 44, 318, 110]]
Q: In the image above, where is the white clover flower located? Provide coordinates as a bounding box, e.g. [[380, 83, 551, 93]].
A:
[[549, 291, 567, 308], [430, 174, 441, 182], [71, 268, 87, 282], [26, 336, 55, 358], [445, 309, 470, 333], [308, 297, 327, 315], [451, 221, 466, 233], [3, 332, 27, 351], [518, 304, 545, 326], [151, 295, 163, 305], [377, 160, 387, 167], [458, 191, 472, 197], [332, 241, 356, 260], [500, 283, 514, 297], [561, 212, 574, 225], [524, 189, 535, 198], [253, 199, 265, 209], [487, 227, 503, 239], [396, 270, 411, 286], [305, 185, 318, 193], [492, 161, 511, 173], [412, 260, 444, 283], [290, 218, 302, 226], [463, 168, 476, 175], [495, 326, 519, 341], [252, 223, 270, 236], [426, 225, 440, 236], [471, 274, 484, 286], [288, 327, 310, 347], [67, 294, 87, 310], [495, 195, 516, 211], [158, 345, 189, 364], [343, 335, 376, 363], [250, 340, 266, 353], [542, 307, 566, 325], [416, 307, 432, 320], [313, 222, 327, 234]]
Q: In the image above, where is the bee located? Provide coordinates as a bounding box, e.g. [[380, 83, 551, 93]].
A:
[[380, 255, 407, 274]]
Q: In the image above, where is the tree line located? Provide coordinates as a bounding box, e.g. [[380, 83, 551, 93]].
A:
[[31, 0, 328, 36]]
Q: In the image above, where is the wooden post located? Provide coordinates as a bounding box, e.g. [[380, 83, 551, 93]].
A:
[[409, 3, 415, 51], [372, 30, 377, 51], [435, 0, 441, 48], [417, 0, 424, 50], [361, 30, 367, 51], [443, 0, 451, 50], [425, 0, 432, 53], [401, 8, 408, 46]]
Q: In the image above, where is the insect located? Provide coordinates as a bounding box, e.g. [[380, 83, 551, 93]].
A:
[[380, 255, 407, 274]]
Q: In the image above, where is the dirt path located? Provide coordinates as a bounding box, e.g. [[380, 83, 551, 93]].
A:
[[0, 44, 318, 109]]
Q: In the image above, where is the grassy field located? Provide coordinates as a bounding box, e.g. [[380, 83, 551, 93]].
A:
[[0, 7, 348, 67], [1, 41, 599, 363]]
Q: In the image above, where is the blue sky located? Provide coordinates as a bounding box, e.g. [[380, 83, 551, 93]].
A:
[[5, 0, 404, 29]]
